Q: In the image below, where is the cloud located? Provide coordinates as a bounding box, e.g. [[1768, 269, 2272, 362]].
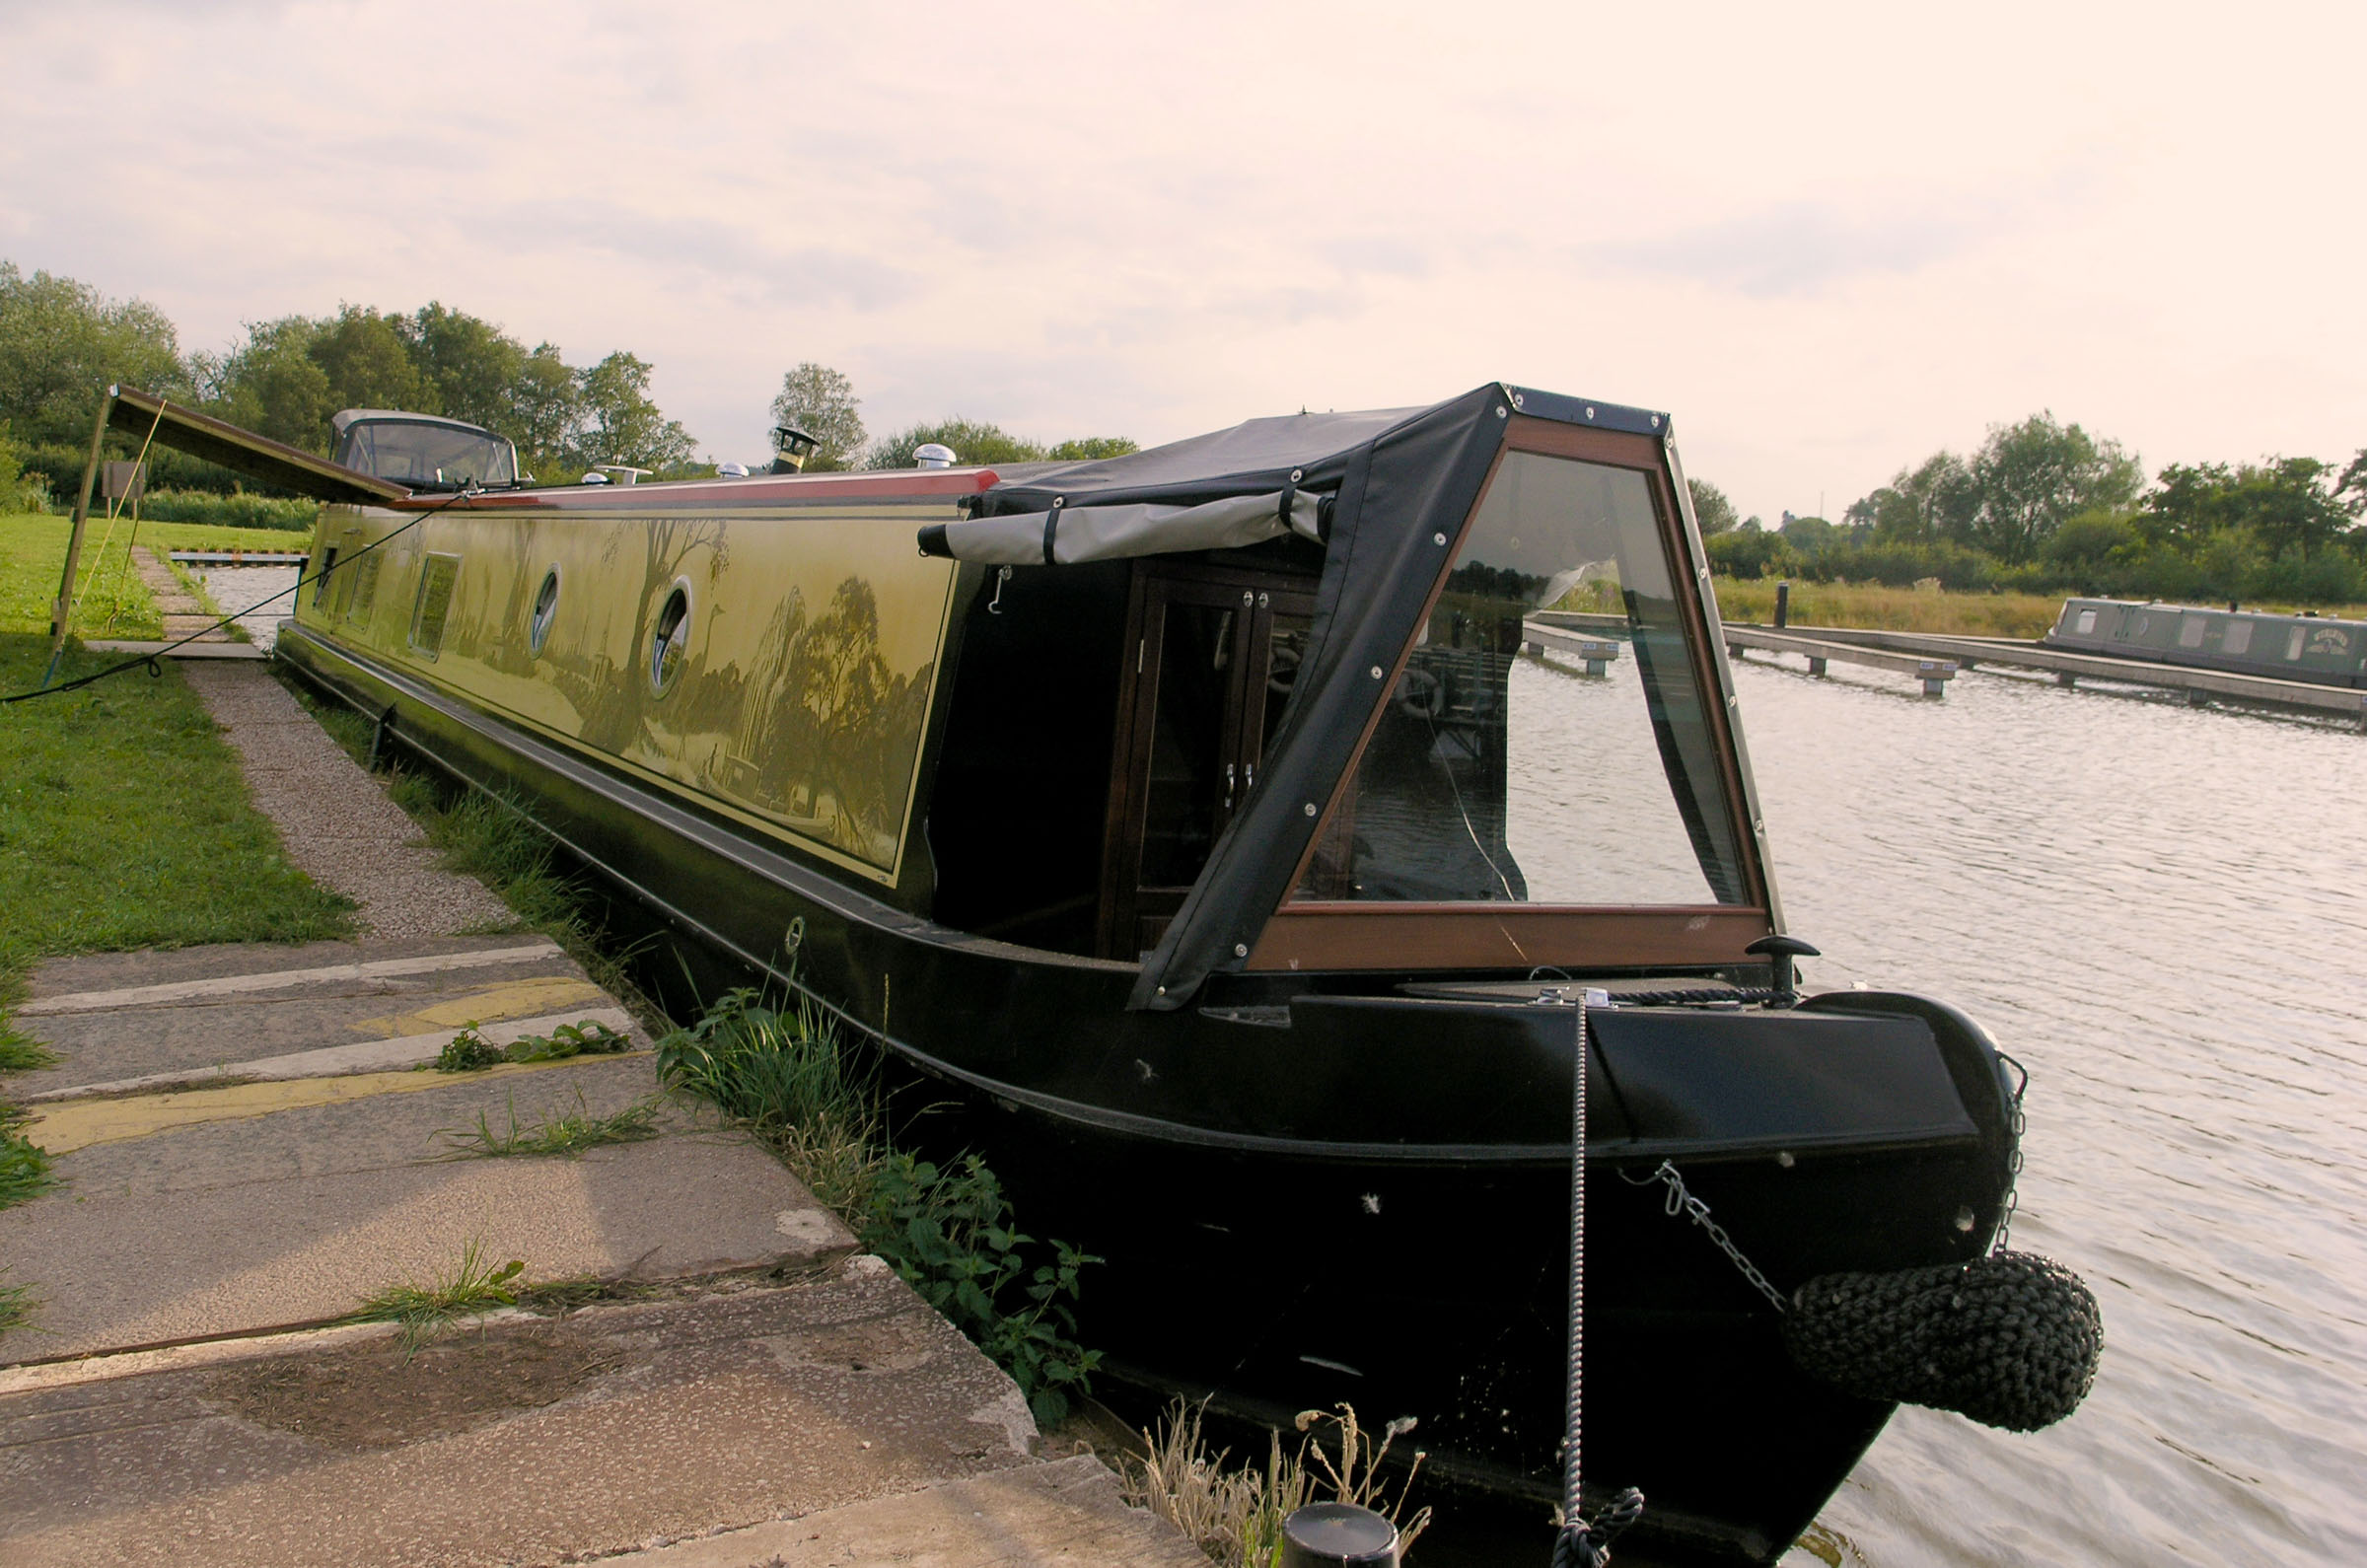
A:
[[1585, 198, 2007, 299]]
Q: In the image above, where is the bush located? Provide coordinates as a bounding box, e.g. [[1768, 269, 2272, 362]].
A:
[[132, 489, 321, 531], [1704, 529, 1800, 580]]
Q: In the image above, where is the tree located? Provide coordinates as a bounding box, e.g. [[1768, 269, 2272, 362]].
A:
[[310, 305, 422, 416], [1047, 436, 1140, 462], [1686, 477, 1739, 535], [2143, 457, 2358, 559], [400, 303, 528, 432], [867, 418, 1045, 469], [1850, 452, 1980, 545], [0, 261, 186, 445], [571, 351, 696, 471], [769, 362, 866, 471], [205, 317, 334, 451], [1962, 413, 2140, 563], [508, 343, 581, 478]]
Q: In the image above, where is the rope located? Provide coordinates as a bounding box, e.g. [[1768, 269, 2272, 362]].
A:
[[5, 484, 473, 705], [1552, 991, 1646, 1568]]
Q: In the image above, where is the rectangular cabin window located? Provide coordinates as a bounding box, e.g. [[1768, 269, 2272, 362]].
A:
[[2286, 625, 2306, 661], [2074, 608, 2098, 635], [348, 546, 383, 619], [2224, 619, 2253, 655], [312, 546, 340, 606], [1292, 450, 1747, 906], [408, 552, 461, 658], [2179, 616, 2207, 649]]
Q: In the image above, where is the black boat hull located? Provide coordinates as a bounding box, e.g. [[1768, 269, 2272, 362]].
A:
[[277, 623, 2017, 1565]]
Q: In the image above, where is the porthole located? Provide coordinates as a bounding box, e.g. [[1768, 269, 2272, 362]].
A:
[[529, 567, 560, 656], [650, 580, 691, 693]]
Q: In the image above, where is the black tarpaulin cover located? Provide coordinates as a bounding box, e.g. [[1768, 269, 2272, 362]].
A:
[[957, 384, 1673, 1010]]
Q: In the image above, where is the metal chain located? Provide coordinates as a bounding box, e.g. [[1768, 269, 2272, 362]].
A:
[[1992, 1052, 2030, 1254], [1626, 1160, 1789, 1313]]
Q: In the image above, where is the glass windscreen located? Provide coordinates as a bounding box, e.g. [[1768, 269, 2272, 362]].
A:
[[1292, 451, 1749, 905], [335, 419, 517, 490]]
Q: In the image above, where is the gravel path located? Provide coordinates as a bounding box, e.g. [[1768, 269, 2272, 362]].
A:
[[180, 662, 515, 938]]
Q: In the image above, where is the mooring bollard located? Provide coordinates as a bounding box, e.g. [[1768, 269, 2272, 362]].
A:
[[1279, 1502, 1399, 1566]]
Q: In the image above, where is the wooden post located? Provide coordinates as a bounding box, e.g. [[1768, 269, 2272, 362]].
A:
[[43, 389, 115, 686]]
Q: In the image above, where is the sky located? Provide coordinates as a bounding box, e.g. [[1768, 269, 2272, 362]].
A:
[[2, 0, 2360, 521]]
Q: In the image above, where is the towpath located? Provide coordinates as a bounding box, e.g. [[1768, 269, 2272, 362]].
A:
[[0, 659, 1194, 1566]]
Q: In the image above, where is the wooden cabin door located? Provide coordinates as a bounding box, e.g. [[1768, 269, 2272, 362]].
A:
[[1099, 565, 1314, 960]]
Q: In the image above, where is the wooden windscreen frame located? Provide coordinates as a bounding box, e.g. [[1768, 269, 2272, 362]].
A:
[[1244, 415, 1773, 972]]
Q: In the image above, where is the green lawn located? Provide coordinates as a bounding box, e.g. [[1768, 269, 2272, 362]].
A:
[[0, 512, 352, 1077], [0, 511, 314, 645]]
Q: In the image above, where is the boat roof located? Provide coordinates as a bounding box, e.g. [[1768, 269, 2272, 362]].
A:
[[330, 408, 503, 439]]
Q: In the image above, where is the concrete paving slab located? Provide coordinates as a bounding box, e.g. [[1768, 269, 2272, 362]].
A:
[[4, 936, 609, 1103], [30, 1053, 678, 1199], [0, 1264, 1093, 1568], [609, 1454, 1206, 1567], [24, 1004, 634, 1102], [21, 934, 563, 1001], [21, 1053, 653, 1155], [0, 1134, 848, 1362]]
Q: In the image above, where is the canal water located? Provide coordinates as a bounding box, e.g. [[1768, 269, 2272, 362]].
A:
[[1725, 657, 2367, 1567]]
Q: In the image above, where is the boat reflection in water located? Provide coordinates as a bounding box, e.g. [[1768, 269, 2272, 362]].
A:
[[103, 381, 2093, 1564]]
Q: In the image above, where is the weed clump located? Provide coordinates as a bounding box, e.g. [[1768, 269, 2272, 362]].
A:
[[1119, 1400, 1431, 1567], [348, 1239, 526, 1347], [0, 1277, 32, 1337], [438, 1089, 663, 1159], [0, 1103, 54, 1211], [657, 988, 1101, 1424], [433, 1019, 632, 1072]]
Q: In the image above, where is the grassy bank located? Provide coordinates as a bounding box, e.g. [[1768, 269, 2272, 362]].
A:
[[0, 510, 314, 644], [1712, 576, 2367, 638], [0, 509, 353, 1204], [1712, 578, 2063, 637]]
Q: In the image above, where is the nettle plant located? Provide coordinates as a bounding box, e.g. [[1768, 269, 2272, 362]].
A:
[[861, 1151, 1102, 1425], [658, 986, 1103, 1424]]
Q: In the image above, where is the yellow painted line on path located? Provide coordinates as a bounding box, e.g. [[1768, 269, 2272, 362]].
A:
[[24, 1053, 653, 1155], [351, 975, 608, 1036]]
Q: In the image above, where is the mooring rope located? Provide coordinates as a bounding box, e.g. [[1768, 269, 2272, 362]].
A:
[[1552, 990, 1645, 1568]]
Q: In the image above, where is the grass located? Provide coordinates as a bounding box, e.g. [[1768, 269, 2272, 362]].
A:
[[0, 513, 353, 1210], [1712, 574, 2367, 638], [1, 1103, 55, 1209], [0, 1278, 32, 1337], [436, 1089, 663, 1159], [657, 988, 885, 1213], [1119, 1401, 1432, 1567], [0, 510, 318, 644], [1712, 577, 2067, 638], [0, 632, 356, 1065], [347, 1238, 527, 1347]]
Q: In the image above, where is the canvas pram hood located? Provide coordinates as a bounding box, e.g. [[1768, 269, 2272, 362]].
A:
[[917, 384, 1679, 1010]]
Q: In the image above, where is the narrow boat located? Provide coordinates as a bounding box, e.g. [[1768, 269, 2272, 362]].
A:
[[2045, 595, 2367, 687], [89, 383, 2053, 1565]]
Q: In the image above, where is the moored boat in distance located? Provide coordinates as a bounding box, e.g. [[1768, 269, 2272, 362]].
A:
[[2045, 596, 2367, 687], [91, 381, 2093, 1565]]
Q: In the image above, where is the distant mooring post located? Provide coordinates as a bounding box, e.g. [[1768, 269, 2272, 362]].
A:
[[43, 390, 118, 687], [1773, 580, 1790, 629]]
